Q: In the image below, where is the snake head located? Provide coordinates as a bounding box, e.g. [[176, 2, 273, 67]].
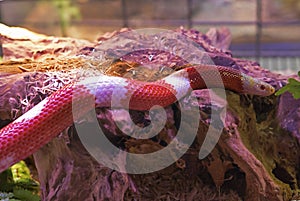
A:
[[241, 74, 275, 96]]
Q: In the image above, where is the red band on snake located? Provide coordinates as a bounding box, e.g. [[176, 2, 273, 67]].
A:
[[0, 64, 274, 172]]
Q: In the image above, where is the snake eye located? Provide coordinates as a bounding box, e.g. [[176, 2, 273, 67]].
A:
[[260, 85, 266, 91]]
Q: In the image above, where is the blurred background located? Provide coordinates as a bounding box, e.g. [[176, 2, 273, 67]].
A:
[[0, 0, 299, 74]]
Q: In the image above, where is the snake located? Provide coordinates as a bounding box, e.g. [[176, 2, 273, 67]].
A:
[[0, 64, 275, 172]]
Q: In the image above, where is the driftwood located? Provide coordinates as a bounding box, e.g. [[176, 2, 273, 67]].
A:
[[0, 23, 299, 201], [0, 23, 92, 60]]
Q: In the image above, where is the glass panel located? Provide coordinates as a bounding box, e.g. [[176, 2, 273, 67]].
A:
[[0, 0, 299, 59], [126, 0, 188, 28], [192, 0, 256, 22], [261, 26, 300, 44], [1, 1, 37, 25], [261, 0, 300, 22]]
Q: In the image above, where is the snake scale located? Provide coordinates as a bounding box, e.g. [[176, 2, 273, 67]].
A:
[[0, 63, 275, 172]]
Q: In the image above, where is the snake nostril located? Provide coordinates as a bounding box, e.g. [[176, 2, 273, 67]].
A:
[[272, 87, 275, 93]]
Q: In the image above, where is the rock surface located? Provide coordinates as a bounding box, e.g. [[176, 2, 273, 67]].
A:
[[0, 24, 299, 201]]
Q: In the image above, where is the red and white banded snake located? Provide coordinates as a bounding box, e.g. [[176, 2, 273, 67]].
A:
[[0, 64, 275, 172]]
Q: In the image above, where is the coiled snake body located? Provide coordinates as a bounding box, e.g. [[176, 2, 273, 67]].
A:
[[0, 64, 275, 172]]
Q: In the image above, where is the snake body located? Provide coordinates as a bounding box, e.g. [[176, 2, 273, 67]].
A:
[[0, 64, 274, 172]]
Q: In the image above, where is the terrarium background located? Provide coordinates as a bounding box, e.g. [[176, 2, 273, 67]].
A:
[[0, 0, 299, 74]]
